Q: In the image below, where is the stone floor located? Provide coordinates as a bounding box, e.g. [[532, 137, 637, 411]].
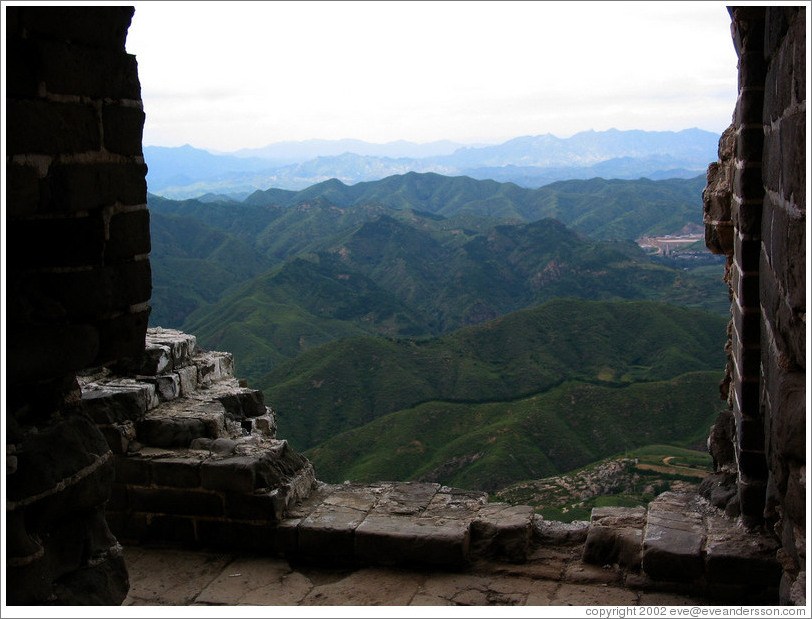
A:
[[122, 541, 713, 610]]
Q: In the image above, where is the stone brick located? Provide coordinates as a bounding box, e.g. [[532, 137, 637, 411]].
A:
[[103, 104, 144, 156], [737, 449, 769, 479], [216, 389, 267, 420], [705, 520, 781, 586], [151, 457, 202, 488], [789, 13, 806, 110], [7, 214, 105, 268], [5, 37, 40, 97], [297, 504, 366, 562], [762, 129, 783, 195], [82, 384, 150, 424], [765, 7, 797, 59], [34, 261, 151, 321], [731, 326, 760, 380], [200, 456, 261, 493], [470, 503, 533, 563], [176, 365, 199, 395], [704, 222, 733, 256], [98, 421, 136, 454], [736, 125, 764, 162], [734, 229, 761, 272], [114, 454, 151, 485], [734, 411, 767, 452], [6, 99, 100, 156], [770, 370, 806, 460], [779, 112, 806, 210], [5, 324, 100, 385], [764, 60, 791, 124], [783, 464, 806, 525], [765, 198, 806, 311], [775, 300, 805, 369], [732, 374, 760, 419], [731, 10, 766, 51], [107, 209, 151, 260], [732, 300, 760, 345], [12, 6, 134, 51], [703, 187, 732, 224], [130, 487, 223, 517], [759, 252, 781, 321], [96, 309, 150, 365], [46, 162, 147, 213], [731, 266, 759, 309], [38, 40, 140, 99], [224, 491, 284, 521], [137, 417, 210, 449], [158, 374, 182, 400], [735, 88, 764, 125], [355, 513, 470, 568], [5, 162, 42, 217], [373, 482, 439, 515], [737, 478, 767, 527]]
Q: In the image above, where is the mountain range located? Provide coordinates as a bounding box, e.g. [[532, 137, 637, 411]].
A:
[[144, 128, 720, 198], [148, 173, 727, 379], [268, 299, 728, 491], [146, 166, 729, 493]]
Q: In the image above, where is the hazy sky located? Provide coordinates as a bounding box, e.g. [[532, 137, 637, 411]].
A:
[[125, 1, 741, 152]]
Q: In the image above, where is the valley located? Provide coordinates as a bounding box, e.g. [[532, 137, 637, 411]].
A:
[[146, 164, 729, 500]]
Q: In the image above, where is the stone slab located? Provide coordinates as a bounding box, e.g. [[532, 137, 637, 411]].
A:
[[642, 524, 705, 582], [372, 481, 439, 515], [590, 505, 647, 527], [704, 516, 781, 586], [471, 503, 534, 562], [81, 380, 156, 424], [297, 504, 368, 562], [301, 568, 422, 606], [426, 486, 487, 518], [321, 481, 385, 511], [123, 546, 231, 605], [551, 582, 639, 606], [354, 512, 470, 567], [195, 556, 307, 605]]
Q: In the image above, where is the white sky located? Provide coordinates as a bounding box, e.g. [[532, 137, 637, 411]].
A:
[[124, 1, 744, 152]]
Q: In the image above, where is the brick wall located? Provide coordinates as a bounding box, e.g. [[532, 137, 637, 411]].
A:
[[704, 6, 806, 605], [5, 6, 149, 604]]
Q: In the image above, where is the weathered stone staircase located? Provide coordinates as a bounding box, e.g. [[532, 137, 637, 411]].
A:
[[80, 328, 783, 604]]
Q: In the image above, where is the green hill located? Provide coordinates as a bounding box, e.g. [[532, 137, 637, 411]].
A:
[[243, 172, 707, 241], [262, 299, 728, 455], [180, 256, 428, 379], [176, 214, 727, 383], [149, 174, 723, 335], [305, 372, 724, 492]]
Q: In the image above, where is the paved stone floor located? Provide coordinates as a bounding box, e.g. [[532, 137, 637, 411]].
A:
[[122, 542, 713, 612]]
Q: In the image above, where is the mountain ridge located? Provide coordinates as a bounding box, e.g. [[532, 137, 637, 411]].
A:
[[145, 128, 720, 198]]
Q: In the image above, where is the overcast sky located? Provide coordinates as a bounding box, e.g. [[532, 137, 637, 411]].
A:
[[125, 1, 741, 152]]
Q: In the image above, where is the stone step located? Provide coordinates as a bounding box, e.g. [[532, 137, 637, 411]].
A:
[[277, 482, 536, 568], [581, 492, 781, 603], [113, 327, 199, 376], [107, 437, 318, 546], [133, 382, 276, 449]]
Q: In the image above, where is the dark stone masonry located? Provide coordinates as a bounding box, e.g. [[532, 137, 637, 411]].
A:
[[4, 5, 806, 606], [702, 6, 806, 605]]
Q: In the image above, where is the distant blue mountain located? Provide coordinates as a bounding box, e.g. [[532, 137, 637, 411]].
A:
[[144, 128, 720, 198]]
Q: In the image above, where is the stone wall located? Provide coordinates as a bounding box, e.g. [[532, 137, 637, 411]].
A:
[[703, 6, 806, 605], [5, 6, 148, 604]]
